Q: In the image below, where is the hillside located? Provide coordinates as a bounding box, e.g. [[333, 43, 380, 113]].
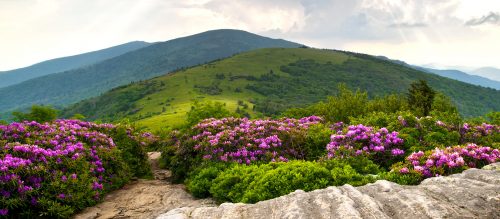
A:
[[62, 48, 500, 130], [0, 29, 301, 114], [0, 41, 150, 88]]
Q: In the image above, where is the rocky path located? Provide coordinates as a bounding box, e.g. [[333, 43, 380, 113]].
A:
[[158, 163, 500, 219], [73, 152, 215, 219]]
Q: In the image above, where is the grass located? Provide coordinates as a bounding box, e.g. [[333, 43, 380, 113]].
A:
[[130, 48, 350, 130]]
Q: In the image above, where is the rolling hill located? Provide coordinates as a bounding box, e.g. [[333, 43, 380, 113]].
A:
[[62, 48, 500, 130], [0, 41, 150, 88], [0, 29, 301, 115]]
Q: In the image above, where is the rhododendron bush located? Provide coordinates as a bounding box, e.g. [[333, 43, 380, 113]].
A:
[[192, 116, 322, 164], [394, 144, 499, 178], [0, 120, 151, 218]]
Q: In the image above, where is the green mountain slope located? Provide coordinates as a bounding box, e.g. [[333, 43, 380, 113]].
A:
[[0, 41, 150, 88], [62, 48, 500, 130], [0, 29, 301, 114]]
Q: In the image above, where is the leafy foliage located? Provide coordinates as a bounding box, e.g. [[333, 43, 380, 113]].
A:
[[192, 161, 375, 204], [185, 101, 235, 127], [407, 80, 436, 116], [12, 105, 59, 123]]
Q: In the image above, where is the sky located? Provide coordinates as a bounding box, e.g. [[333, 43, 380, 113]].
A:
[[1, 0, 500, 71]]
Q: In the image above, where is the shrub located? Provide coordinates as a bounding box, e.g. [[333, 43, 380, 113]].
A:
[[206, 160, 375, 204], [394, 144, 499, 178], [322, 156, 381, 175], [241, 161, 331, 203], [186, 163, 232, 198], [191, 116, 322, 164], [326, 124, 405, 169], [379, 170, 423, 185], [185, 101, 235, 127], [209, 164, 274, 203], [104, 126, 153, 178], [0, 120, 151, 218], [12, 105, 58, 123]]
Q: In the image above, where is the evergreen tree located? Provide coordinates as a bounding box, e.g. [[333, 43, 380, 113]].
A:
[[407, 80, 436, 117]]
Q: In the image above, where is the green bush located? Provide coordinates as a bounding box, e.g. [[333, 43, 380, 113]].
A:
[[322, 156, 381, 175], [210, 164, 274, 203], [186, 163, 232, 198], [379, 171, 423, 185], [205, 160, 376, 204], [301, 124, 333, 160], [330, 165, 375, 186], [105, 126, 153, 179], [241, 161, 332, 203]]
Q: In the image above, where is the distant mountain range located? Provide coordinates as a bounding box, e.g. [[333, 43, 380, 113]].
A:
[[471, 67, 500, 82], [0, 41, 151, 88], [0, 29, 302, 114], [416, 67, 500, 90], [376, 56, 500, 90]]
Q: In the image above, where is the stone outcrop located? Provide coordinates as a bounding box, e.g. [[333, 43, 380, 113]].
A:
[[158, 163, 500, 219]]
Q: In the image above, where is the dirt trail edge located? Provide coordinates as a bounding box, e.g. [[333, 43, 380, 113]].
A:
[[73, 152, 215, 219]]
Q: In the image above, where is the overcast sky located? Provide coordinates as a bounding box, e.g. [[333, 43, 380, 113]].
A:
[[1, 0, 499, 71]]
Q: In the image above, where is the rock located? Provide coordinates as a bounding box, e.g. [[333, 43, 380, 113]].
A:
[[158, 163, 500, 219]]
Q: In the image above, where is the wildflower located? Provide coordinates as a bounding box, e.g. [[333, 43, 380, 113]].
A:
[[399, 167, 409, 174]]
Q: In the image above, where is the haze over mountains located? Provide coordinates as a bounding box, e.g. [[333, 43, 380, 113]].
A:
[[472, 67, 500, 82], [0, 41, 150, 88], [0, 29, 301, 114]]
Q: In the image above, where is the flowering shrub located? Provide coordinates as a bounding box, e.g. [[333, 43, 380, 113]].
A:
[[326, 124, 405, 168], [352, 111, 499, 152], [191, 116, 322, 164], [0, 120, 150, 218], [394, 144, 499, 178]]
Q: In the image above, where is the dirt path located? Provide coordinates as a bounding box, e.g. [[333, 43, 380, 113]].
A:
[[73, 152, 215, 219]]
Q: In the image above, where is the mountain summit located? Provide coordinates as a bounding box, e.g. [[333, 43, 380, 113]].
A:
[[0, 29, 301, 114]]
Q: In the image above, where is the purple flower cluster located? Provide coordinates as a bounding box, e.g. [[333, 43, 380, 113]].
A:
[[0, 119, 123, 216], [326, 124, 405, 159], [191, 116, 322, 164], [399, 144, 499, 177]]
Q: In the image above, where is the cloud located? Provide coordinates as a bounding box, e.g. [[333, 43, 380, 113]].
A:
[[388, 22, 427, 28], [465, 12, 500, 26], [1, 0, 500, 70]]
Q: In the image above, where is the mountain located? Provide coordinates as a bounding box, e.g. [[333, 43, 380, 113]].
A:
[[416, 67, 500, 90], [471, 67, 500, 81], [0, 29, 302, 115], [376, 56, 500, 90], [62, 48, 500, 130], [0, 41, 150, 88]]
